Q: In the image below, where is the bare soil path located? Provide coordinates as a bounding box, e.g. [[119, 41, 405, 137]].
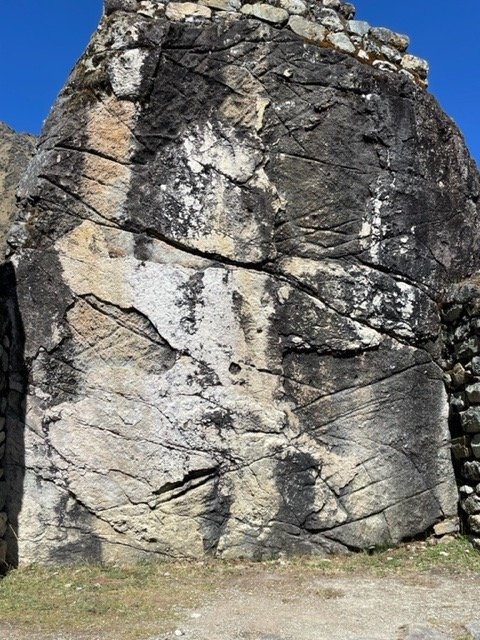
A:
[[1, 541, 480, 640]]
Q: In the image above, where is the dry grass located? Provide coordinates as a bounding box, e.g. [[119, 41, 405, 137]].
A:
[[1, 537, 479, 639]]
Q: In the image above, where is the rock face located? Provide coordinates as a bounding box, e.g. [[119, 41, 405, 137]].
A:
[[0, 123, 34, 565], [0, 123, 35, 260], [4, 0, 480, 563]]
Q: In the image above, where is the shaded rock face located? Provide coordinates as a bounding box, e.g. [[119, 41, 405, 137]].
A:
[[0, 123, 34, 565], [6, 4, 480, 562], [0, 123, 35, 260]]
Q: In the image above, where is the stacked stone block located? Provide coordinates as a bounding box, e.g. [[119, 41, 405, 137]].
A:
[[104, 0, 430, 86], [442, 278, 480, 542]]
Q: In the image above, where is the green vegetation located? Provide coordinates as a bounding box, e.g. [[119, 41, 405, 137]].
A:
[[0, 537, 479, 639]]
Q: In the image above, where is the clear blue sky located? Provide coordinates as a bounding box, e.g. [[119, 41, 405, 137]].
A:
[[0, 1, 478, 164]]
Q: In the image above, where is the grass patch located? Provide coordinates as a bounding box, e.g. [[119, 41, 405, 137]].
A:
[[0, 561, 217, 639], [1, 537, 479, 639]]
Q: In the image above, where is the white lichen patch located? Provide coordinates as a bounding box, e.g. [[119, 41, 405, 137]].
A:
[[182, 122, 263, 184], [108, 48, 149, 98]]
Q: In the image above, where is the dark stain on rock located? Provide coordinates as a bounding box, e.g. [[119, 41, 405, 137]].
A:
[[180, 271, 205, 335], [133, 232, 153, 262], [49, 492, 103, 563], [201, 477, 233, 556]]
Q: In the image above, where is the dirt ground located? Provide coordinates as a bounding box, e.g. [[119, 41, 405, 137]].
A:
[[2, 569, 480, 640]]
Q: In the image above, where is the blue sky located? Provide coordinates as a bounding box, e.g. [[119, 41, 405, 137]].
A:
[[0, 1, 478, 164]]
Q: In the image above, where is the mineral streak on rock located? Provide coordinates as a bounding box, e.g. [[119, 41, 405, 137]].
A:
[[4, 0, 480, 562]]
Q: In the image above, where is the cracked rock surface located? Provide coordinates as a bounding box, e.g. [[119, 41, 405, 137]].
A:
[[0, 123, 35, 260], [5, 4, 480, 562]]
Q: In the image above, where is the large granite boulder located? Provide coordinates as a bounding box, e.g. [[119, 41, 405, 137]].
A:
[[5, 0, 480, 563]]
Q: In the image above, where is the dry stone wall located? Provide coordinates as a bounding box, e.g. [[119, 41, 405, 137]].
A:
[[2, 0, 480, 563], [442, 281, 480, 542], [105, 0, 430, 85]]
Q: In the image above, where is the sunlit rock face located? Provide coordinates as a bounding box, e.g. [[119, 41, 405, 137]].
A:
[[6, 2, 480, 563]]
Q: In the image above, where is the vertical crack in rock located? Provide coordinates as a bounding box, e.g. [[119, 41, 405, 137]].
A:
[[5, 1, 480, 562]]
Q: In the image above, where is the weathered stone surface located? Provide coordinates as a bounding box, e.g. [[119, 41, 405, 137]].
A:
[[0, 123, 35, 259], [240, 3, 288, 24], [337, 2, 355, 20], [461, 408, 480, 434], [347, 19, 369, 37], [104, 0, 139, 14], [463, 461, 480, 482], [467, 383, 480, 403], [433, 517, 459, 537], [370, 27, 410, 53], [288, 15, 326, 43], [402, 54, 429, 79], [4, 1, 479, 563], [327, 32, 355, 54], [279, 0, 307, 16], [468, 515, 480, 535], [165, 1, 211, 20], [462, 494, 480, 515], [451, 436, 471, 461], [318, 8, 344, 32], [199, 0, 239, 10]]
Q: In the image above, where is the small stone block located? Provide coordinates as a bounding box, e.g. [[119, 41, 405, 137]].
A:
[[450, 362, 467, 387], [467, 383, 480, 404], [469, 514, 480, 535], [433, 517, 459, 537], [463, 494, 480, 515], [464, 461, 480, 482], [288, 15, 326, 44], [240, 3, 289, 24], [165, 2, 212, 20], [279, 0, 307, 15], [370, 26, 394, 45], [199, 0, 240, 10], [338, 2, 355, 19], [327, 32, 355, 54], [319, 8, 344, 32], [472, 357, 480, 376], [381, 44, 401, 64], [322, 0, 341, 8], [104, 0, 138, 14], [451, 391, 467, 412], [460, 407, 480, 434], [460, 484, 474, 495], [347, 19, 369, 37], [401, 54, 429, 79], [390, 31, 410, 52]]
